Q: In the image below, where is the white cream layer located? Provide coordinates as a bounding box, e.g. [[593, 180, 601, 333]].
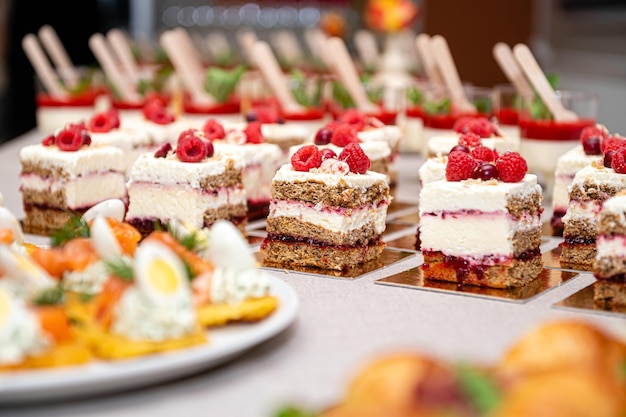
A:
[[20, 144, 126, 176], [272, 164, 388, 189], [596, 235, 626, 259], [358, 126, 403, 149], [36, 107, 96, 135], [418, 154, 447, 186], [426, 134, 519, 156], [288, 142, 391, 164], [552, 145, 601, 212], [269, 200, 388, 234]]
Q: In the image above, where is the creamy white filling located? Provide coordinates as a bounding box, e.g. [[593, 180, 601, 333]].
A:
[[62, 260, 110, 294], [419, 211, 540, 258], [562, 200, 603, 224], [111, 286, 197, 342], [126, 183, 246, 228], [418, 155, 447, 185], [596, 235, 626, 259], [20, 144, 126, 176], [427, 135, 519, 156], [269, 200, 388, 234], [272, 164, 388, 188], [20, 172, 127, 208], [358, 126, 403, 149], [211, 268, 272, 305]]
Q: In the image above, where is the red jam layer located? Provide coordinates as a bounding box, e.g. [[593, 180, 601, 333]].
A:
[[37, 90, 102, 107], [263, 233, 381, 248], [183, 97, 240, 115], [283, 108, 326, 121], [519, 117, 595, 141], [496, 108, 519, 126], [406, 107, 424, 118], [422, 112, 488, 130]]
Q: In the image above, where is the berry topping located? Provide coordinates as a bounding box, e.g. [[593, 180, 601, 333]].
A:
[[339, 142, 370, 174], [495, 151, 527, 183], [601, 134, 626, 155], [41, 135, 55, 146], [321, 148, 337, 160], [143, 98, 175, 125], [154, 142, 172, 158], [176, 136, 208, 162], [245, 105, 281, 123], [205, 140, 215, 158], [55, 128, 84, 152], [458, 133, 482, 149], [470, 145, 496, 162], [202, 119, 225, 141], [88, 112, 114, 133], [582, 136, 602, 156], [244, 121, 264, 144], [445, 150, 478, 181], [331, 124, 359, 147], [604, 150, 616, 168], [472, 162, 499, 181], [454, 117, 495, 137], [449, 144, 470, 154], [581, 124, 609, 146], [611, 148, 626, 174], [291, 145, 322, 172], [314, 128, 334, 145], [338, 109, 366, 131], [177, 128, 202, 143]]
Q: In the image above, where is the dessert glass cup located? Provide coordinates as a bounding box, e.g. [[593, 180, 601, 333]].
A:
[[402, 79, 435, 154], [493, 83, 521, 139], [35, 67, 107, 134], [518, 89, 597, 197], [420, 85, 495, 156], [282, 73, 331, 137]]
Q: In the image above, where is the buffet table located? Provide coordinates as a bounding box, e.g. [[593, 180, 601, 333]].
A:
[[2, 129, 624, 417]]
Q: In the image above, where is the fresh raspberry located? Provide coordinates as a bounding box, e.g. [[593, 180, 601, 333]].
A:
[[331, 124, 358, 147], [604, 150, 616, 168], [470, 145, 496, 162], [244, 121, 264, 144], [611, 148, 626, 174], [291, 145, 322, 172], [177, 129, 204, 144], [154, 142, 172, 158], [246, 105, 280, 123], [176, 136, 208, 162], [339, 142, 371, 174], [145, 106, 175, 125], [472, 162, 499, 181], [321, 148, 337, 160], [581, 124, 609, 143], [202, 119, 225, 140], [88, 112, 114, 133], [465, 118, 495, 137], [141, 96, 167, 119], [205, 140, 215, 158], [601, 134, 626, 155], [55, 128, 83, 151], [458, 133, 482, 149], [41, 135, 55, 146], [452, 117, 474, 134], [338, 109, 366, 131], [314, 127, 334, 145], [495, 151, 527, 183], [445, 150, 478, 181], [106, 109, 121, 128]]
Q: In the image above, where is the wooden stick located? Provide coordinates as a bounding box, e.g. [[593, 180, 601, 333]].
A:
[[326, 37, 378, 113], [21, 34, 68, 99], [354, 29, 379, 70], [270, 30, 304, 65], [513, 43, 578, 121], [414, 33, 444, 89], [237, 30, 258, 67], [303, 28, 332, 69], [430, 35, 475, 113], [160, 30, 214, 105], [107, 29, 140, 84], [89, 33, 140, 102], [249, 40, 303, 113], [492, 42, 533, 97], [38, 25, 80, 88]]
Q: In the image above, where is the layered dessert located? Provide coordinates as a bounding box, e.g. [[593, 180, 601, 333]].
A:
[[19, 123, 127, 235], [418, 150, 544, 288], [550, 125, 608, 235], [125, 130, 248, 236], [261, 143, 391, 270], [561, 136, 626, 270], [204, 120, 284, 218]]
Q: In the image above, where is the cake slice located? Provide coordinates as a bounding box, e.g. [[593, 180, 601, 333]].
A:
[[19, 124, 127, 236], [418, 150, 543, 288], [261, 143, 391, 270], [125, 130, 248, 236]]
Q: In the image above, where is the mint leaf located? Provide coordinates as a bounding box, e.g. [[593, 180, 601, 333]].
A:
[[274, 406, 316, 417], [204, 64, 246, 103], [455, 364, 502, 414], [331, 81, 355, 110], [423, 97, 451, 115], [406, 86, 424, 106]]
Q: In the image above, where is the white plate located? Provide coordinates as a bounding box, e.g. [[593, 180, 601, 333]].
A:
[[0, 276, 299, 403]]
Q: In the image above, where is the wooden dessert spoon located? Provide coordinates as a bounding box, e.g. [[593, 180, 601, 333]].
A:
[[414, 33, 444, 90], [429, 35, 476, 113], [492, 42, 534, 98], [325, 37, 378, 114], [513, 43, 578, 122], [107, 29, 141, 85], [22, 34, 69, 100], [38, 25, 80, 89], [354, 29, 380, 71]]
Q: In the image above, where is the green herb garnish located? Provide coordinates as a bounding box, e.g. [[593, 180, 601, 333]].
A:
[[50, 214, 90, 247], [423, 97, 451, 115], [33, 285, 65, 306], [530, 72, 561, 120], [406, 86, 424, 106], [103, 258, 134, 282], [204, 64, 246, 103], [455, 364, 502, 414], [289, 69, 323, 108], [274, 405, 317, 417]]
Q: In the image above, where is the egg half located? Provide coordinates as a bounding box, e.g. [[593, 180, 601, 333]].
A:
[[209, 220, 256, 270], [82, 199, 126, 223], [90, 216, 122, 261], [0, 207, 25, 244], [133, 241, 189, 305], [0, 246, 55, 298]]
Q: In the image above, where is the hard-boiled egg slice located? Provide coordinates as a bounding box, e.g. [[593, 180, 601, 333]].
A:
[[0, 246, 55, 299], [90, 216, 122, 261], [82, 199, 126, 223], [0, 207, 24, 244], [134, 241, 189, 305], [209, 220, 255, 270]]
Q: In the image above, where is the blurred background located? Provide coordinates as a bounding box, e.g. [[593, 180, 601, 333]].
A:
[[0, 0, 624, 142]]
